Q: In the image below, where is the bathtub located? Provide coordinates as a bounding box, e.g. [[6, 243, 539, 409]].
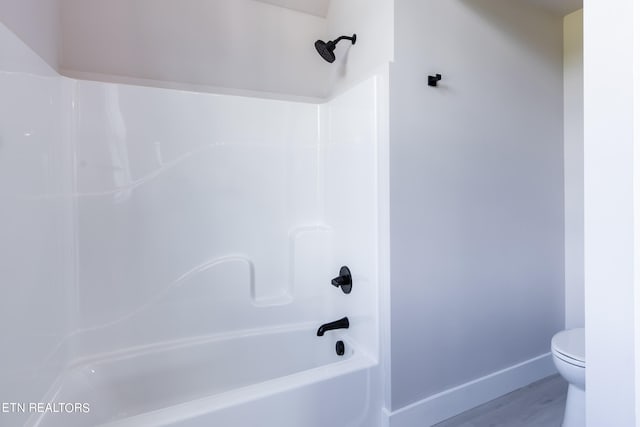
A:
[[31, 324, 377, 427]]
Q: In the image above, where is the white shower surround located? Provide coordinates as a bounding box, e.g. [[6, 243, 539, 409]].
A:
[[0, 22, 75, 427], [0, 21, 385, 427], [69, 67, 381, 363]]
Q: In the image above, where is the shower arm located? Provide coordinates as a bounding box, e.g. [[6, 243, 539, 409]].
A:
[[330, 35, 357, 46]]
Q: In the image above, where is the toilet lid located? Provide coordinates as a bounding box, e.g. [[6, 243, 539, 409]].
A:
[[551, 328, 585, 365]]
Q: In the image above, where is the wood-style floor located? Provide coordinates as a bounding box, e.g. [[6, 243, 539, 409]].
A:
[[433, 375, 567, 427]]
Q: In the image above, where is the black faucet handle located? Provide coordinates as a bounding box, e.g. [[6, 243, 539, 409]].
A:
[[331, 266, 352, 294]]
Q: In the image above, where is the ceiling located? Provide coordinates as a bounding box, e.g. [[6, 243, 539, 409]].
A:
[[252, 0, 330, 18], [522, 0, 583, 16], [253, 0, 582, 19]]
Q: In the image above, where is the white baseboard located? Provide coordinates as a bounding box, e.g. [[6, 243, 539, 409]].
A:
[[382, 353, 556, 427]]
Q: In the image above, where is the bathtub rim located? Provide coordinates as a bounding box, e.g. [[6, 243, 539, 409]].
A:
[[66, 321, 341, 369], [96, 350, 376, 427], [28, 322, 376, 427]]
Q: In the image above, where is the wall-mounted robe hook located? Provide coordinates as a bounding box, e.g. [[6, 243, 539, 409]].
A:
[[428, 74, 442, 87]]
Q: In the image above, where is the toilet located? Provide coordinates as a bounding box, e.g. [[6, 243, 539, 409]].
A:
[[551, 328, 585, 427]]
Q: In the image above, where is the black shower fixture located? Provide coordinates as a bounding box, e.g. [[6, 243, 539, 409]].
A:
[[314, 34, 357, 63], [317, 317, 350, 336], [428, 73, 442, 87], [331, 266, 352, 294]]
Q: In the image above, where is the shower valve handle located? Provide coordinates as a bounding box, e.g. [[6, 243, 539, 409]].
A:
[[331, 266, 352, 294]]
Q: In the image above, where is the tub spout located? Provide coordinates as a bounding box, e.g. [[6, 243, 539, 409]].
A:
[[317, 317, 349, 336]]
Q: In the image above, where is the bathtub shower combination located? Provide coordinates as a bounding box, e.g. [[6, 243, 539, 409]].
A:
[[0, 22, 385, 427]]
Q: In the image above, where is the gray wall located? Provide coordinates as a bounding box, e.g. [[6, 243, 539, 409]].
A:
[[0, 0, 59, 69], [58, 0, 393, 100], [325, 0, 393, 97], [563, 9, 584, 329], [389, 0, 565, 410], [59, 0, 328, 99]]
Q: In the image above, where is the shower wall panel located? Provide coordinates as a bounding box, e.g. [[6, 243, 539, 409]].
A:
[[71, 82, 335, 357], [69, 76, 382, 363], [321, 76, 380, 359], [0, 22, 74, 425]]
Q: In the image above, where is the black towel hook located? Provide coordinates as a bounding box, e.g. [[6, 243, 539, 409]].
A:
[[428, 73, 442, 87]]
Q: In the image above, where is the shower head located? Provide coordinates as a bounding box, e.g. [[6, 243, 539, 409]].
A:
[[314, 34, 357, 63], [314, 40, 337, 63]]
